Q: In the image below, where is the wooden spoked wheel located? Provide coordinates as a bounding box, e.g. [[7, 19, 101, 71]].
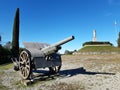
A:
[[19, 50, 31, 79]]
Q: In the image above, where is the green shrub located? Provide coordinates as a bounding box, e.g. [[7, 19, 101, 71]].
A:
[[0, 45, 12, 64], [83, 41, 113, 46]]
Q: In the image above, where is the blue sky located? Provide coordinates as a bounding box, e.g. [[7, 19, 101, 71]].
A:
[[0, 0, 120, 53]]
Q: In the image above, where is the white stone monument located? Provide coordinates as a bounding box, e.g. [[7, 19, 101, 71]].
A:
[[93, 30, 97, 42]]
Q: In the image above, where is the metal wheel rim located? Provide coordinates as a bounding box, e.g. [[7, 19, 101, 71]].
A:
[[19, 50, 31, 79]]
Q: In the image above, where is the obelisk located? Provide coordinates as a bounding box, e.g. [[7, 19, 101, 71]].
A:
[[93, 30, 97, 42]]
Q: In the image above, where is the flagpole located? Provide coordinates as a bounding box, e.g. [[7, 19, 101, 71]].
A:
[[115, 20, 117, 35]]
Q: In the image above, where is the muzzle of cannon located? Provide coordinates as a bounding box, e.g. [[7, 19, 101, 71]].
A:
[[18, 36, 74, 79]]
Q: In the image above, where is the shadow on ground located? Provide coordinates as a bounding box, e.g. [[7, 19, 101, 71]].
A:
[[59, 67, 115, 76], [32, 67, 115, 82]]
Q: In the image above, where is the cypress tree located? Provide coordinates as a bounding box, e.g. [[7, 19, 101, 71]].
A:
[[0, 35, 1, 45], [11, 8, 20, 57]]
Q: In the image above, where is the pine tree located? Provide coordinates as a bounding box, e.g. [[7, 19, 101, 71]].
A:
[[117, 32, 120, 47], [11, 8, 19, 57]]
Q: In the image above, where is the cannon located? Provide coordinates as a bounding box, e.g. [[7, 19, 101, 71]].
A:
[[18, 36, 74, 79]]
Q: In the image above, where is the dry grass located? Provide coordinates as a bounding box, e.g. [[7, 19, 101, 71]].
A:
[[62, 54, 120, 73], [0, 63, 13, 90], [61, 54, 120, 66], [45, 82, 85, 90]]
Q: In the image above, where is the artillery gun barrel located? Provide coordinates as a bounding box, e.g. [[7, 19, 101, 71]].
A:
[[52, 36, 75, 47], [41, 36, 75, 56]]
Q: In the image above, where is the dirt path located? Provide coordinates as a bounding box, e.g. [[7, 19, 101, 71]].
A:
[[1, 54, 120, 90]]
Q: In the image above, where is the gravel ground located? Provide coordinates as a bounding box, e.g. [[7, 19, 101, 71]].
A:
[[1, 54, 120, 90]]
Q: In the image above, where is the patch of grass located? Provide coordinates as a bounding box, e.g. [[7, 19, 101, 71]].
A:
[[0, 63, 13, 90], [0, 63, 13, 70], [78, 46, 120, 52], [0, 69, 9, 90], [0, 85, 9, 90], [45, 82, 85, 90]]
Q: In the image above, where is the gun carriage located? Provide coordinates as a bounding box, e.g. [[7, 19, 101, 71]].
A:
[[17, 36, 74, 79]]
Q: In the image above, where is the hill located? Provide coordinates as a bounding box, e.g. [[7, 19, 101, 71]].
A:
[[77, 46, 120, 53]]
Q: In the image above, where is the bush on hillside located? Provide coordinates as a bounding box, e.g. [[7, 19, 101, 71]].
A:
[[83, 41, 113, 46], [0, 45, 12, 64]]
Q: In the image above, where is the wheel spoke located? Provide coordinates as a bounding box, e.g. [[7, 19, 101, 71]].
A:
[[26, 65, 30, 71], [26, 59, 30, 65], [22, 53, 25, 60], [24, 69, 27, 77], [23, 70, 25, 77], [23, 53, 27, 60], [20, 56, 23, 62], [21, 67, 25, 75], [19, 61, 24, 65], [25, 67, 29, 76], [19, 65, 24, 70]]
